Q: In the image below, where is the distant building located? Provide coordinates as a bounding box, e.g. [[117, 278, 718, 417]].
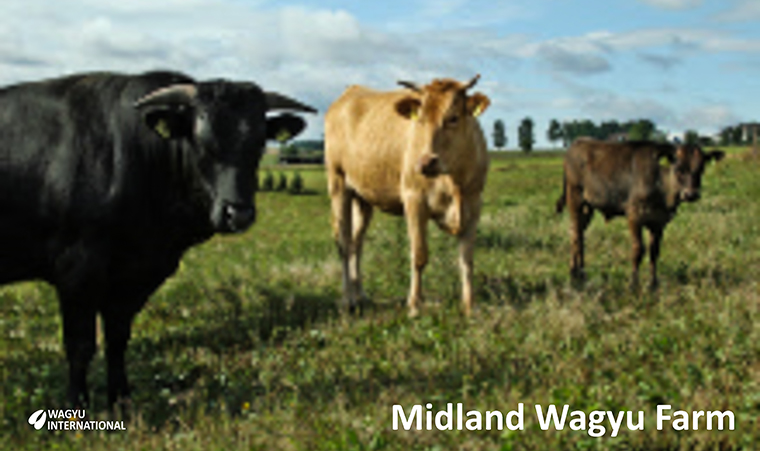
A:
[[739, 122, 760, 143]]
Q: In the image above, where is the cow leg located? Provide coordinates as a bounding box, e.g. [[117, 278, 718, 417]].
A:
[[628, 220, 644, 291], [458, 220, 478, 317], [350, 196, 373, 312], [328, 170, 355, 311], [647, 225, 664, 291], [404, 197, 429, 318], [568, 188, 589, 281], [59, 295, 97, 408], [101, 303, 140, 410], [578, 205, 593, 268]]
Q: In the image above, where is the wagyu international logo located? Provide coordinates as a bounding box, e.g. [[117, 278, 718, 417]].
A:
[[26, 408, 126, 431]]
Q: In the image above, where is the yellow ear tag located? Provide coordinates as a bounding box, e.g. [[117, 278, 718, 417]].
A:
[[155, 119, 171, 139], [410, 109, 419, 121], [276, 129, 292, 143], [473, 104, 484, 117]]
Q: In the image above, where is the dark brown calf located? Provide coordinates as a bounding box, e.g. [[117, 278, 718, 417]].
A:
[[556, 138, 724, 289]]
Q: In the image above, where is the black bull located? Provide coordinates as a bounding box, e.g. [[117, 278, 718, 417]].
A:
[[0, 71, 316, 408]]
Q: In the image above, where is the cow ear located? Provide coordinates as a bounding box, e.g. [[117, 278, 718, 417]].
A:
[[467, 93, 490, 117], [706, 149, 726, 163], [135, 84, 198, 140], [267, 113, 306, 142], [143, 108, 193, 140], [395, 97, 421, 121]]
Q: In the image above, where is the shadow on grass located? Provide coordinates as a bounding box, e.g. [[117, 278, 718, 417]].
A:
[[114, 283, 343, 429], [668, 261, 743, 288], [259, 188, 321, 197], [476, 274, 552, 310], [476, 229, 562, 253], [1, 282, 342, 436]]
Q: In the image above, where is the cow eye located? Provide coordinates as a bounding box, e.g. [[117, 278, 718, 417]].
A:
[[444, 116, 459, 127]]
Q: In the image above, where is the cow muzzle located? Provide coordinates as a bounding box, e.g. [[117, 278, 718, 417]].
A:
[[219, 202, 256, 233], [416, 154, 442, 177], [680, 190, 701, 203]]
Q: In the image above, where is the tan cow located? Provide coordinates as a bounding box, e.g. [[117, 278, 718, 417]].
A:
[[325, 75, 490, 317]]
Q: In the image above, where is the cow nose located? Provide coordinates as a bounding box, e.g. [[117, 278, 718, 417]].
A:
[[417, 154, 441, 177], [681, 190, 700, 202], [223, 203, 256, 232]]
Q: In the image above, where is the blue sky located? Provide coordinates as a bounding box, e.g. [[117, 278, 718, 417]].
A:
[[0, 0, 757, 146]]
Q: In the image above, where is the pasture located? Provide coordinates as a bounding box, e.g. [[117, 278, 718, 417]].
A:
[[2, 148, 758, 450]]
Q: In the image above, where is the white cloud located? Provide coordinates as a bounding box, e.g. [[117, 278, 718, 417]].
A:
[[0, 1, 429, 111], [637, 53, 683, 70], [637, 0, 704, 10], [675, 105, 739, 133], [716, 0, 760, 22], [549, 76, 738, 136], [536, 44, 611, 75], [581, 92, 676, 125], [539, 27, 760, 56], [0, 0, 753, 144]]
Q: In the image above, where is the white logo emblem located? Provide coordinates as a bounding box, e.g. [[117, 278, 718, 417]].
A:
[[28, 410, 47, 430]]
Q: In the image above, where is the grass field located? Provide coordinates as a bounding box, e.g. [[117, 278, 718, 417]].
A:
[[1, 147, 759, 450]]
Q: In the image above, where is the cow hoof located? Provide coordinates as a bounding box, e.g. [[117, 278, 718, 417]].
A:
[[350, 302, 369, 317], [339, 297, 355, 315], [110, 397, 133, 420], [648, 280, 659, 292], [570, 271, 587, 289], [68, 392, 90, 411], [408, 307, 420, 318], [570, 269, 586, 282]]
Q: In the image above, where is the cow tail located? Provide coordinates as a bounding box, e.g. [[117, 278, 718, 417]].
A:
[[555, 170, 567, 214]]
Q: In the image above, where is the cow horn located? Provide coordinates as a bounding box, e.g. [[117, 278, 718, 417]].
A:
[[265, 92, 317, 113], [398, 81, 422, 93], [134, 84, 198, 109], [464, 74, 481, 90]]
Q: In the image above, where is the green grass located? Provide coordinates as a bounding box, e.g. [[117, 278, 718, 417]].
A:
[[2, 148, 759, 450]]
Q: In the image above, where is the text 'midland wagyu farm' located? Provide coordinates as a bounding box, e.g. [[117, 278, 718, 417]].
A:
[[392, 403, 735, 437]]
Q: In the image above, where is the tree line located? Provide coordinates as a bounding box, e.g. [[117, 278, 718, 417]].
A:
[[492, 118, 755, 152], [493, 118, 664, 153]]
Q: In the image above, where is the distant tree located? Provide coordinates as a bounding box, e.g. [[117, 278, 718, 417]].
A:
[[281, 144, 299, 158], [561, 119, 598, 145], [684, 129, 700, 145], [599, 120, 622, 140], [720, 127, 734, 146], [731, 126, 743, 145], [561, 121, 578, 147], [651, 130, 669, 143], [578, 119, 596, 139], [698, 136, 715, 147], [518, 117, 535, 153], [289, 171, 304, 194], [560, 118, 663, 145], [547, 119, 563, 148], [276, 172, 288, 191], [628, 119, 655, 141], [261, 171, 274, 191], [492, 119, 507, 150]]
